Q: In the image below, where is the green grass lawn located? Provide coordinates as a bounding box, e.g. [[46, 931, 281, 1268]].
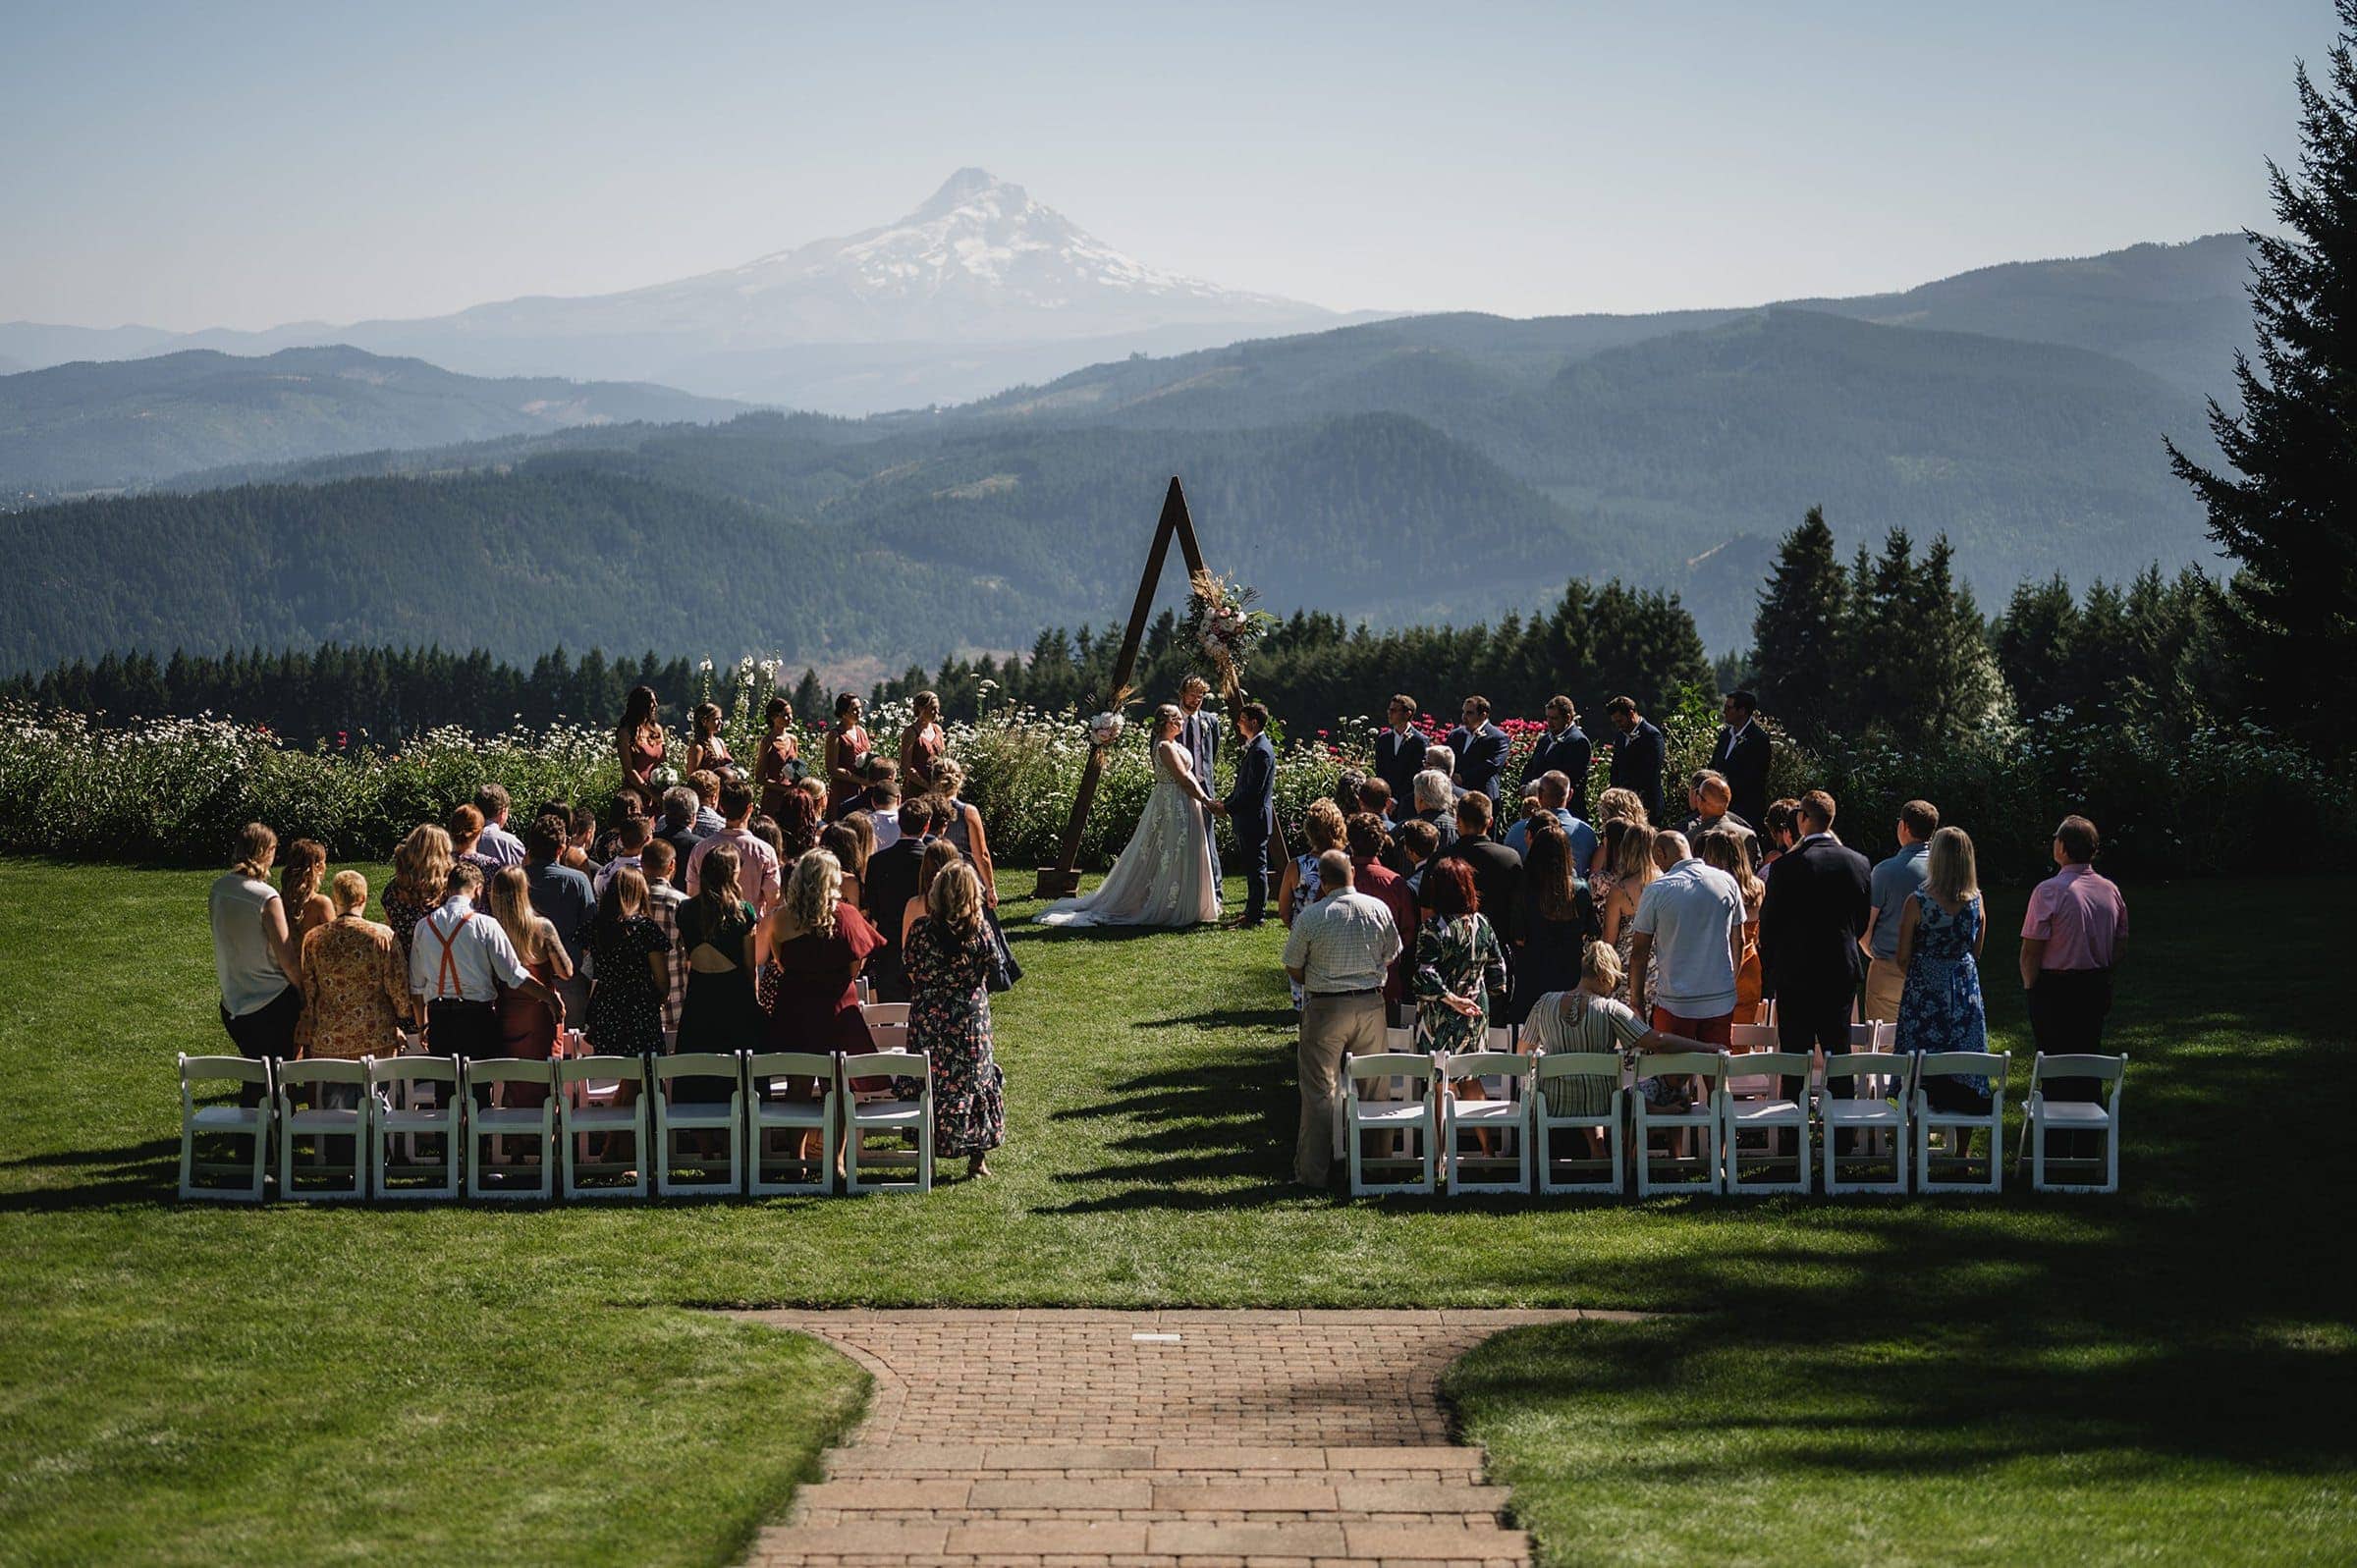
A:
[[1, 860, 2348, 1565]]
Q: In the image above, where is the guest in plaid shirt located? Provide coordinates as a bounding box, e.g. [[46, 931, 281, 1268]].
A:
[[641, 838, 688, 1041]]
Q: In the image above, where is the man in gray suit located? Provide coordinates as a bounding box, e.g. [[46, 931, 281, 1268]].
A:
[[1178, 676, 1222, 876]]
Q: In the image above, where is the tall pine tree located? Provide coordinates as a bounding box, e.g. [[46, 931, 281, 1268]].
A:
[[1751, 506, 1847, 741], [2167, 0, 2357, 754]]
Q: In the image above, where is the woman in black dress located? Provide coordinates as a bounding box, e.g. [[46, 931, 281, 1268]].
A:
[[674, 843, 761, 1104], [1510, 821, 1600, 1027], [587, 866, 671, 1056]]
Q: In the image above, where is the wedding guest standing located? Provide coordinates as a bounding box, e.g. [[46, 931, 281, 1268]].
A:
[[821, 822, 868, 914], [675, 843, 763, 1062], [1346, 813, 1417, 1019], [862, 801, 931, 1002], [640, 839, 688, 1041], [1627, 831, 1744, 1048], [1895, 827, 1993, 1139], [1678, 772, 1754, 848], [1759, 798, 1801, 869], [489, 865, 571, 1105], [1708, 691, 1772, 832], [617, 685, 665, 794], [1413, 859, 1507, 1050], [448, 804, 501, 886], [279, 838, 335, 950], [1277, 800, 1349, 1004], [1699, 827, 1767, 1023], [1759, 790, 1872, 1100], [210, 824, 302, 1099], [474, 784, 526, 869], [655, 788, 704, 884], [2019, 814, 2128, 1149], [1511, 822, 1600, 1026], [906, 861, 1006, 1178], [758, 849, 883, 1055], [931, 758, 997, 906], [1373, 694, 1429, 806], [1863, 799, 1939, 1023], [1599, 820, 1662, 1009], [1218, 700, 1277, 927], [685, 779, 784, 916], [1428, 791, 1521, 939], [1282, 849, 1401, 1188], [1603, 696, 1667, 824], [1447, 696, 1509, 803], [897, 690, 946, 793], [410, 862, 560, 1063], [825, 694, 872, 819], [1503, 771, 1597, 871], [754, 696, 803, 824], [684, 702, 738, 781], [586, 866, 672, 1057], [298, 870, 411, 1064], [383, 824, 453, 963], [1520, 696, 1593, 819]]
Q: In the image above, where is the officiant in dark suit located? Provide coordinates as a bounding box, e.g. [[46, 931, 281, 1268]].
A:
[[1372, 694, 1427, 806], [1178, 676, 1221, 873], [1519, 695, 1592, 820], [1447, 696, 1509, 803], [1708, 690, 1771, 832], [1215, 701, 1278, 927]]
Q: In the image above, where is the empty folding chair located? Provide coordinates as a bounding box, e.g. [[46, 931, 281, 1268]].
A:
[[1632, 1052, 1727, 1196], [1722, 1051, 1814, 1194], [463, 1057, 557, 1201], [1820, 1052, 1915, 1194], [1913, 1051, 2008, 1193], [1439, 1048, 1532, 1193], [370, 1054, 463, 1201], [178, 1054, 272, 1202], [557, 1054, 650, 1199], [840, 1047, 932, 1194], [652, 1052, 745, 1197], [1533, 1051, 1625, 1195], [2020, 1052, 2125, 1194], [275, 1056, 371, 1202], [746, 1051, 839, 1196], [1343, 1050, 1439, 1196]]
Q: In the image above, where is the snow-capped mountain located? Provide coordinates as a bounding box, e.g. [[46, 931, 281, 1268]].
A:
[[0, 170, 1343, 411]]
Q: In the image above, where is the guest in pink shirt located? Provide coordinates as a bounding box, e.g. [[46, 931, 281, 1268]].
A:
[[685, 779, 785, 916], [2020, 814, 2128, 1147]]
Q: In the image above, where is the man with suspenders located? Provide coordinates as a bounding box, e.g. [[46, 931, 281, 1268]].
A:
[[407, 861, 563, 1061]]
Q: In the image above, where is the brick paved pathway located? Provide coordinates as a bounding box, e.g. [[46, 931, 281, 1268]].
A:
[[731, 1307, 1635, 1568]]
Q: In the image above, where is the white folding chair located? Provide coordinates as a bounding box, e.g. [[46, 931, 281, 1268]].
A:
[[652, 1052, 744, 1197], [1533, 1051, 1624, 1195], [1632, 1052, 1727, 1196], [2020, 1052, 2125, 1194], [558, 1054, 650, 1199], [370, 1054, 462, 1200], [859, 1001, 911, 1049], [1438, 1049, 1532, 1194], [1343, 1051, 1439, 1196], [1821, 1052, 1914, 1194], [745, 1051, 838, 1196], [1723, 1051, 1814, 1195], [840, 1048, 932, 1194], [464, 1057, 557, 1200], [1915, 1051, 2009, 1193], [178, 1054, 272, 1202], [274, 1057, 371, 1202]]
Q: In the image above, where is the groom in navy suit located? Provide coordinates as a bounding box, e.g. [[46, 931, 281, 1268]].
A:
[[1215, 701, 1278, 927]]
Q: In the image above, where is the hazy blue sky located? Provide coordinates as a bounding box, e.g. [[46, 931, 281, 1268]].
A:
[[0, 1, 2333, 330]]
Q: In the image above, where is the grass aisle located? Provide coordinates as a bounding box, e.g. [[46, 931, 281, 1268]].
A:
[[0, 861, 2348, 1564]]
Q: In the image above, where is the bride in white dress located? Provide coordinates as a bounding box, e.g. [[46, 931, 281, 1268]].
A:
[[1038, 704, 1221, 929]]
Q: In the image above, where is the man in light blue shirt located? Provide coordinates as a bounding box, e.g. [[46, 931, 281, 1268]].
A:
[[1862, 798, 1940, 1022], [1502, 771, 1598, 870]]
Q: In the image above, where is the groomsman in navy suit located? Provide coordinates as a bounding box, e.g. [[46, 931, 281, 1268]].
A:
[[1178, 676, 1221, 876], [1447, 695, 1510, 804], [1708, 690, 1772, 834], [1518, 695, 1593, 821], [1372, 693, 1428, 807], [1604, 694, 1668, 824], [1214, 702, 1278, 927]]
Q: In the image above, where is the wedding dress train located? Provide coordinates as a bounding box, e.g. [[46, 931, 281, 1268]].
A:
[[1037, 741, 1220, 929]]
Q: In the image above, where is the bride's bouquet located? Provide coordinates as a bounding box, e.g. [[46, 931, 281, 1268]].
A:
[[1185, 569, 1275, 708]]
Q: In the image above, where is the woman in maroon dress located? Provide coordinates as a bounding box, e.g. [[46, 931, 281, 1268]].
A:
[[488, 866, 571, 1109], [897, 689, 945, 793], [754, 695, 804, 824], [616, 685, 666, 793], [755, 849, 882, 1160], [824, 693, 871, 819]]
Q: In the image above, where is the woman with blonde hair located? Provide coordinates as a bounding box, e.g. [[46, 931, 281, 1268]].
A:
[[905, 861, 1005, 1177], [1275, 797, 1351, 1007], [904, 838, 966, 946], [1599, 820, 1661, 1008], [208, 822, 303, 1098], [383, 824, 453, 961], [757, 849, 883, 1057], [299, 869, 410, 1064], [685, 701, 739, 782], [1894, 825, 1993, 1128], [898, 689, 946, 793], [487, 865, 572, 1102], [930, 757, 997, 906], [1519, 940, 1725, 1156], [1587, 786, 1647, 874], [1698, 826, 1767, 1023]]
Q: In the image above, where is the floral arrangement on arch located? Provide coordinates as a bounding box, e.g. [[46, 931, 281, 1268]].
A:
[[1086, 684, 1135, 752], [1184, 568, 1276, 709]]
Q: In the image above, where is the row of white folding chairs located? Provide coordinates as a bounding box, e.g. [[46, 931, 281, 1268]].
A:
[[178, 1032, 934, 1203], [1337, 1023, 2123, 1197]]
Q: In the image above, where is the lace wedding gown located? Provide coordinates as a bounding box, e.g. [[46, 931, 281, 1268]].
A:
[[1037, 740, 1220, 929]]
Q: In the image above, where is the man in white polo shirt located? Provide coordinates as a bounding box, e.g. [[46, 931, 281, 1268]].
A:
[[1282, 850, 1402, 1189], [409, 861, 563, 1062], [1627, 831, 1745, 1048]]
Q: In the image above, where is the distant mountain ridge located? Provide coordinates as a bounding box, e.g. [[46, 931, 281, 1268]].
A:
[[0, 347, 747, 496]]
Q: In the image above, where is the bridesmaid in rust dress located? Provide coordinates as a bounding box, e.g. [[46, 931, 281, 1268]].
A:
[[755, 696, 804, 822], [617, 685, 666, 794], [824, 693, 871, 819], [897, 690, 945, 793]]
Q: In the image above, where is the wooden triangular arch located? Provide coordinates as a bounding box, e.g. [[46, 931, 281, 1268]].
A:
[[1032, 477, 1210, 899]]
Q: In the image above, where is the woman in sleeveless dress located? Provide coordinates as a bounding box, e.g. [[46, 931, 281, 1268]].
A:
[[1036, 705, 1220, 930], [755, 696, 804, 823], [1274, 800, 1347, 1006], [1510, 822, 1600, 1026], [617, 685, 666, 793], [685, 702, 740, 782], [906, 862, 1006, 1177], [675, 844, 763, 1112], [489, 866, 572, 1110], [898, 690, 946, 793], [825, 693, 872, 819], [1698, 828, 1766, 1024], [1895, 827, 1994, 1142]]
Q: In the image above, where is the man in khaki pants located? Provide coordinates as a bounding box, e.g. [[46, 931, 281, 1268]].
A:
[[1281, 850, 1402, 1189], [1862, 799, 1940, 1022]]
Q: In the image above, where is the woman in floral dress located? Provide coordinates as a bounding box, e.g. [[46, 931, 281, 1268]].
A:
[[1411, 859, 1507, 1053], [905, 861, 1006, 1177], [1895, 827, 1994, 1148], [586, 866, 672, 1056]]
